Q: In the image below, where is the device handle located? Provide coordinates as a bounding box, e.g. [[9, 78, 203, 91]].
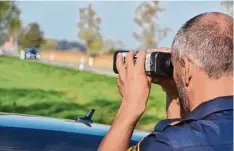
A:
[[113, 50, 129, 74]]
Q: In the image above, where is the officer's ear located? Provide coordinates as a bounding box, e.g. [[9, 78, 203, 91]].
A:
[[180, 56, 192, 87]]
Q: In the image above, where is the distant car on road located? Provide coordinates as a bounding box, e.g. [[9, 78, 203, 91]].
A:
[[25, 48, 40, 60]]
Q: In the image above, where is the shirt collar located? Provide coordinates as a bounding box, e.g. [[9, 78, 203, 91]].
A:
[[182, 95, 233, 122], [155, 95, 233, 132]]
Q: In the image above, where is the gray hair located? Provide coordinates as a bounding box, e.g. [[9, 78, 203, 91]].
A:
[[172, 12, 233, 79]]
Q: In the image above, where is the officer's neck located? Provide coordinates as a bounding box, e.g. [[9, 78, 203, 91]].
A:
[[188, 75, 233, 112]]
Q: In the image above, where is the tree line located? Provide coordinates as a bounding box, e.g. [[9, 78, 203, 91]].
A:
[[0, 1, 232, 56], [77, 2, 171, 57]]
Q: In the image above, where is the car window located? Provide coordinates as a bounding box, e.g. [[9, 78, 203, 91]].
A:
[[0, 126, 104, 151], [0, 147, 52, 151], [30, 49, 36, 54]]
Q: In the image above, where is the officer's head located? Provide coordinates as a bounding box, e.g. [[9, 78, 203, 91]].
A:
[[171, 12, 233, 112]]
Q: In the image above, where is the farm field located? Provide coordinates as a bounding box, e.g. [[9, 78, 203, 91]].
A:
[[40, 50, 114, 70]]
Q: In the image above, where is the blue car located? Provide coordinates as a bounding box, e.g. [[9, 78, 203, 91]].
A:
[[25, 48, 40, 60], [0, 109, 148, 151]]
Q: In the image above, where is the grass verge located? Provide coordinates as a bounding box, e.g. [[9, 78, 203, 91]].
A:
[[0, 56, 166, 131]]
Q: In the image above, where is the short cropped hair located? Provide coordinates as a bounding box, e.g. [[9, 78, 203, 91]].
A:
[[172, 12, 233, 79]]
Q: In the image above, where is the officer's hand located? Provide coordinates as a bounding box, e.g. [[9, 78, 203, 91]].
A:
[[147, 47, 178, 97], [147, 48, 184, 119], [116, 51, 152, 117]]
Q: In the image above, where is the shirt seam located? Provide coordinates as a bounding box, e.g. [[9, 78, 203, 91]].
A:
[[144, 133, 175, 151]]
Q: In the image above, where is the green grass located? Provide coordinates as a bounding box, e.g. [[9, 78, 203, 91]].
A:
[[0, 56, 166, 131]]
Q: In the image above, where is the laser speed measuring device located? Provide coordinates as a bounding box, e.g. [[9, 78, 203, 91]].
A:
[[113, 50, 173, 77]]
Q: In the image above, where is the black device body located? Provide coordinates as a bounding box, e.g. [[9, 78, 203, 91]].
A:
[[113, 50, 173, 78]]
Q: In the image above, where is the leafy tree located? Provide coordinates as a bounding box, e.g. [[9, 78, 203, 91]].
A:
[[220, 0, 233, 16], [18, 23, 44, 49], [8, 17, 22, 54], [114, 40, 125, 50], [133, 1, 170, 49], [68, 41, 86, 52], [55, 39, 86, 51], [0, 1, 21, 45], [8, 15, 21, 37], [40, 38, 57, 51], [56, 39, 70, 50], [77, 4, 103, 57], [102, 39, 125, 54], [102, 39, 114, 54]]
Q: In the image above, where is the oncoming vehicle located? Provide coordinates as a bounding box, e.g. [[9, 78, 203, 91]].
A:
[[25, 48, 40, 60], [0, 109, 148, 151]]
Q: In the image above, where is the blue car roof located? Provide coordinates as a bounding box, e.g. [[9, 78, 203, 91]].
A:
[[0, 113, 148, 141], [25, 48, 37, 51]]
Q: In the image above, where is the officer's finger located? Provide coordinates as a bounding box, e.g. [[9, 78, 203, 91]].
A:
[[125, 51, 137, 72], [116, 53, 126, 78], [147, 76, 152, 83], [135, 50, 146, 73]]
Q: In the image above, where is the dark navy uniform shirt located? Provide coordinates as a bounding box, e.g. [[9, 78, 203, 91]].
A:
[[127, 96, 233, 151]]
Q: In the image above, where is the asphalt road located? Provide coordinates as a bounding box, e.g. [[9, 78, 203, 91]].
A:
[[0, 50, 118, 77], [39, 59, 118, 77]]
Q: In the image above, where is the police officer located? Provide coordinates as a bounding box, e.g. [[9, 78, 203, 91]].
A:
[[98, 12, 233, 151]]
